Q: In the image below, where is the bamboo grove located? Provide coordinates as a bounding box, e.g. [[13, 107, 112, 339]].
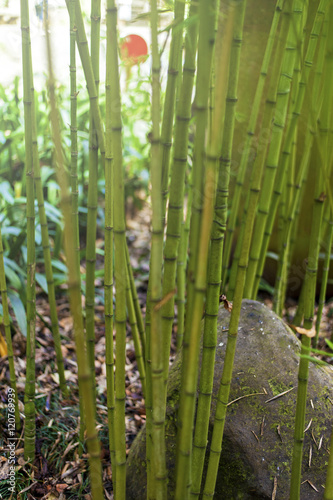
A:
[[1, 0, 333, 498]]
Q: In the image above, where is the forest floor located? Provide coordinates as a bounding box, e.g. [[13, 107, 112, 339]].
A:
[[0, 204, 333, 499]]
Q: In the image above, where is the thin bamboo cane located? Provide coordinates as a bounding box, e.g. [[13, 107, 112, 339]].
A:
[[290, 8, 333, 491], [255, 7, 329, 303], [85, 0, 101, 393], [125, 245, 145, 362], [23, 0, 69, 402], [184, 0, 217, 333], [202, 2, 286, 493], [176, 188, 192, 351], [160, 0, 185, 217], [273, 136, 311, 316], [65, 0, 105, 163], [161, 0, 198, 380], [227, 2, 290, 299], [190, 2, 239, 495], [105, 0, 116, 490], [0, 226, 20, 428], [106, 2, 127, 498], [69, 0, 79, 277], [68, 0, 86, 453], [167, 0, 199, 357], [241, 0, 304, 298], [175, 2, 218, 498], [324, 426, 333, 499], [21, 0, 36, 461], [248, 0, 326, 299], [181, 0, 217, 396], [44, 19, 104, 499], [314, 211, 333, 346], [149, 0, 168, 497], [125, 268, 146, 396], [222, 0, 284, 287]]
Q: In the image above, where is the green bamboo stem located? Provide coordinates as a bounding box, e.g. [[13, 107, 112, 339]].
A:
[[160, 0, 185, 217], [125, 244, 145, 362], [250, 0, 327, 299], [69, 0, 79, 276], [161, 0, 198, 376], [176, 189, 192, 351], [0, 226, 20, 428], [175, 98, 219, 500], [68, 0, 86, 452], [227, 64, 283, 298], [144, 284, 154, 499], [125, 268, 146, 396], [65, 0, 105, 163], [324, 426, 333, 499], [255, 7, 329, 302], [273, 132, 311, 316], [105, 0, 116, 490], [290, 13, 333, 487], [221, 0, 284, 287], [45, 20, 103, 499], [21, 0, 36, 461], [182, 0, 217, 386], [149, 1, 168, 497], [190, 2, 241, 495], [227, 2, 290, 299], [106, 3, 127, 498], [202, 6, 277, 494], [85, 0, 101, 393], [168, 0, 199, 355], [202, 135, 265, 498], [241, 0, 305, 298], [23, 0, 69, 404], [175, 2, 218, 498], [314, 214, 333, 346]]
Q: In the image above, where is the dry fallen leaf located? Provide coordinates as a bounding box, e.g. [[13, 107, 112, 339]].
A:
[[220, 294, 233, 312], [288, 324, 316, 338]]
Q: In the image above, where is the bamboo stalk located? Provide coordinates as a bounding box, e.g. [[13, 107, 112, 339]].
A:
[[176, 187, 192, 351], [161, 0, 198, 379], [241, 0, 304, 298], [85, 0, 101, 394], [106, 3, 127, 497], [190, 1, 239, 495], [248, 0, 325, 299], [314, 211, 333, 346], [44, 17, 103, 499], [175, 2, 218, 498], [227, 2, 290, 299], [161, 0, 185, 217], [290, 6, 333, 494], [222, 0, 284, 287], [125, 268, 146, 396], [149, 0, 168, 497], [65, 0, 105, 163], [254, 4, 329, 301], [0, 226, 20, 428], [21, 0, 36, 461], [104, 0, 116, 490], [125, 244, 146, 361], [68, 0, 86, 452], [324, 426, 333, 499]]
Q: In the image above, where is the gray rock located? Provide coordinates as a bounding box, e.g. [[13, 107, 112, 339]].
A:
[[127, 299, 333, 499]]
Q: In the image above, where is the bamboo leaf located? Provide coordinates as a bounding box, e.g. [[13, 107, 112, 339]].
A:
[[8, 291, 27, 337]]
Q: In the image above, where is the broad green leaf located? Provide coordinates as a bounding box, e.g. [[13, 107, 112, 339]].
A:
[[8, 291, 27, 337]]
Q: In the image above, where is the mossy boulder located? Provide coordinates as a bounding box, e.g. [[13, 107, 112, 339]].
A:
[[127, 299, 333, 499]]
